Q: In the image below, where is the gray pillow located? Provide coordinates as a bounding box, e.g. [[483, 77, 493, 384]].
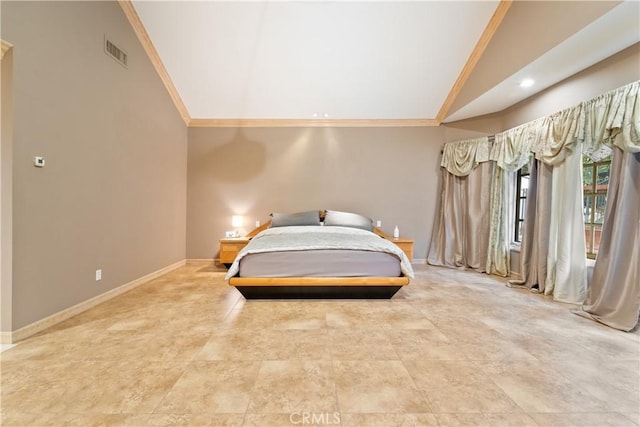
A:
[[270, 210, 321, 227], [323, 210, 373, 231]]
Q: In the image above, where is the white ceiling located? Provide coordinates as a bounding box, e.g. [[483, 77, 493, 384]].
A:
[[131, 0, 640, 124]]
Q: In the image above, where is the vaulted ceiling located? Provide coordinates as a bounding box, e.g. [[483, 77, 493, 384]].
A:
[[124, 1, 640, 126]]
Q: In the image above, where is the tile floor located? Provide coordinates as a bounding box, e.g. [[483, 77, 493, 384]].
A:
[[1, 263, 638, 426]]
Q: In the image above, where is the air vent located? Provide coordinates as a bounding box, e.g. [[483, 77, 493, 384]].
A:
[[104, 37, 127, 67]]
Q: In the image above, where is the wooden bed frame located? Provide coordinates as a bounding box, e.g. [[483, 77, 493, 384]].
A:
[[227, 218, 410, 299]]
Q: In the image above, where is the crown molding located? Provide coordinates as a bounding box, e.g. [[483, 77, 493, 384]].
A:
[[118, 0, 191, 125], [188, 118, 440, 128]]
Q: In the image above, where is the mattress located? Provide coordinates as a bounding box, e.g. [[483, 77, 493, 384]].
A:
[[225, 225, 414, 280], [238, 249, 401, 277]]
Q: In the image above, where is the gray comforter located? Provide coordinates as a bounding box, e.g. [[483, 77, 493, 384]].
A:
[[225, 225, 414, 279]]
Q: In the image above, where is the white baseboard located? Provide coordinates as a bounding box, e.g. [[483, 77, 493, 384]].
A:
[[6, 259, 186, 344], [187, 258, 216, 265], [412, 258, 427, 264]]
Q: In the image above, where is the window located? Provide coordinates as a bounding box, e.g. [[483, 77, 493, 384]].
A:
[[514, 162, 530, 243], [583, 155, 611, 258]]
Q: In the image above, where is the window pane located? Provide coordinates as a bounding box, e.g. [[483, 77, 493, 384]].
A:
[[595, 195, 607, 224], [517, 221, 524, 242], [520, 176, 529, 197], [583, 166, 593, 192], [593, 225, 603, 254], [597, 164, 610, 190], [583, 196, 592, 223], [519, 199, 527, 220], [585, 225, 594, 255]]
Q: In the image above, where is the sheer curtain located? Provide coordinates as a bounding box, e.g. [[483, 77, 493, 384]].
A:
[[544, 145, 587, 303], [485, 165, 513, 277]]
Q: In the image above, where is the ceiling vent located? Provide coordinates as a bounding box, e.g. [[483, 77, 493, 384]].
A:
[[104, 37, 127, 68]]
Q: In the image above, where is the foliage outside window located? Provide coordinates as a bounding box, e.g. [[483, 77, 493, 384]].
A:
[[583, 155, 611, 258], [514, 162, 530, 243]]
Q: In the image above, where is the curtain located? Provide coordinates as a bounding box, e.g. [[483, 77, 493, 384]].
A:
[[544, 145, 587, 303], [429, 137, 492, 271], [433, 81, 639, 313], [440, 137, 490, 176], [491, 123, 537, 172], [496, 104, 588, 302], [486, 165, 512, 276], [573, 149, 640, 331], [428, 162, 492, 272], [583, 81, 640, 159], [508, 159, 553, 292], [533, 106, 585, 166]]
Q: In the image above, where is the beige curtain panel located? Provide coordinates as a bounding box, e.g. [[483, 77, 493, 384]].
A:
[[574, 149, 640, 331], [427, 162, 492, 272], [507, 159, 553, 292]]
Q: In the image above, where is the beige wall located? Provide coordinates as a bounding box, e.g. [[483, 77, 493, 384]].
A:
[[3, 1, 187, 330], [442, 114, 503, 142], [187, 127, 444, 261], [502, 42, 640, 129]]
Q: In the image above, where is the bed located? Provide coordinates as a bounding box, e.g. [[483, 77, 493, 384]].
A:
[[225, 210, 414, 299]]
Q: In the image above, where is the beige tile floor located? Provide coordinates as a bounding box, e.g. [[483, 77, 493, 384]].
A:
[[1, 263, 638, 427]]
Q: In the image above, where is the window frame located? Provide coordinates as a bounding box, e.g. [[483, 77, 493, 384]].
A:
[[514, 165, 530, 243], [583, 156, 612, 259]]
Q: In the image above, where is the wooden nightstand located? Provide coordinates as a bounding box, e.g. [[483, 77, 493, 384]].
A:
[[388, 237, 414, 262], [219, 237, 250, 267]]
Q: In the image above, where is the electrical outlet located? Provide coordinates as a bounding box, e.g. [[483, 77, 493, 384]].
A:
[[95, 269, 102, 281], [376, 220, 382, 227], [33, 156, 45, 167]]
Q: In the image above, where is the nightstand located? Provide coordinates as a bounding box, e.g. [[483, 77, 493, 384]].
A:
[[219, 237, 250, 267], [388, 237, 414, 261]]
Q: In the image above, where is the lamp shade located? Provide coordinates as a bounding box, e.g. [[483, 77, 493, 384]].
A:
[[232, 215, 244, 228]]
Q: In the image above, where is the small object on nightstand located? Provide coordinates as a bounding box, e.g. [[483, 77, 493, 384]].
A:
[[393, 225, 400, 239]]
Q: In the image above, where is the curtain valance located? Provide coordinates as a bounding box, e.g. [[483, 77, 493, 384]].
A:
[[490, 104, 585, 171], [583, 80, 640, 159], [534, 105, 585, 166], [490, 121, 538, 172], [476, 81, 640, 171], [440, 136, 490, 176]]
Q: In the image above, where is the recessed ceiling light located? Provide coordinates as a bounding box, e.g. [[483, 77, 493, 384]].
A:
[[520, 78, 534, 88]]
